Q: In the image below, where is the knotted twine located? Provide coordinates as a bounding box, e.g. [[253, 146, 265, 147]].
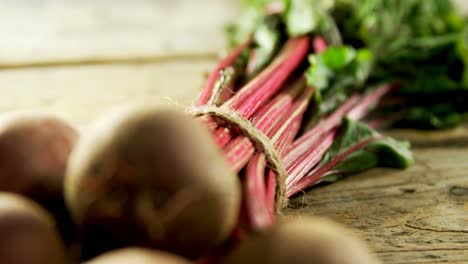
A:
[[188, 105, 288, 212]]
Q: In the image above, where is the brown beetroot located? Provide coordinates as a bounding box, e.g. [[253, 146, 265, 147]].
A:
[[86, 247, 191, 264], [0, 112, 78, 244], [0, 112, 77, 200], [223, 216, 381, 264], [65, 105, 241, 259], [0, 192, 65, 264]]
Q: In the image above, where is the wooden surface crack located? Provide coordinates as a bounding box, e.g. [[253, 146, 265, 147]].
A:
[[404, 223, 468, 234], [375, 248, 468, 253], [0, 53, 219, 70]]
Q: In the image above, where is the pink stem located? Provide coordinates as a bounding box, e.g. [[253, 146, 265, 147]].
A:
[[213, 127, 233, 148], [266, 1, 285, 14], [245, 49, 258, 77], [243, 86, 313, 229], [244, 154, 274, 230], [235, 37, 310, 118], [347, 83, 397, 120], [366, 118, 389, 129], [224, 136, 256, 173], [282, 94, 361, 168], [264, 103, 308, 216], [274, 119, 301, 155], [215, 81, 301, 148], [265, 170, 277, 216], [223, 81, 305, 171], [196, 116, 218, 132], [287, 136, 382, 197], [225, 37, 310, 111], [270, 90, 313, 139], [253, 80, 304, 132], [286, 130, 336, 188], [283, 84, 395, 194], [197, 39, 251, 106], [224, 84, 312, 172], [210, 38, 309, 150], [313, 36, 328, 53]]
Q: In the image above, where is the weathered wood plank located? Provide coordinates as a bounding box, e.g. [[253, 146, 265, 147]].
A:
[[0, 1, 467, 264], [0, 61, 467, 263], [0, 0, 239, 67], [0, 60, 214, 125], [386, 127, 468, 148], [0, 56, 466, 264], [376, 249, 468, 264], [286, 147, 468, 264]]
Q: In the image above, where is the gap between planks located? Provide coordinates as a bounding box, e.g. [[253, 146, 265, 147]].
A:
[[0, 53, 220, 70]]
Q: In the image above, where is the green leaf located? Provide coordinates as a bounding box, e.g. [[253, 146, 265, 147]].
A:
[[283, 0, 340, 40], [284, 0, 322, 36], [232, 0, 468, 131], [330, 151, 379, 176], [305, 46, 359, 90], [332, 0, 467, 93], [366, 138, 413, 169], [326, 117, 379, 159], [458, 27, 468, 87], [406, 77, 459, 94], [249, 15, 283, 76], [396, 104, 464, 129], [321, 46, 356, 70], [255, 19, 280, 53], [304, 46, 373, 126], [353, 49, 373, 84], [241, 0, 276, 8], [318, 118, 413, 182], [226, 8, 262, 48], [305, 46, 373, 91], [305, 54, 332, 91]]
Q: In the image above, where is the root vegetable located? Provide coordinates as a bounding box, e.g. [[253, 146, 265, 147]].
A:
[[65, 105, 241, 259], [223, 216, 380, 264], [0, 192, 65, 264], [86, 247, 190, 264], [0, 112, 78, 244], [0, 112, 77, 201]]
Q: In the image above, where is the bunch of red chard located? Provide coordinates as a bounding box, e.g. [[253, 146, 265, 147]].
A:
[[195, 0, 467, 259]]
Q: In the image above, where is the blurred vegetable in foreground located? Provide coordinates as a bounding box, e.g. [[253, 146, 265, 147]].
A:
[[0, 192, 65, 264]]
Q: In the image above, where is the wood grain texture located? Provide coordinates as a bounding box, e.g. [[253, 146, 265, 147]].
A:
[[0, 60, 212, 126], [0, 0, 239, 67], [0, 1, 467, 263], [387, 126, 468, 148], [8, 68, 457, 263], [286, 147, 468, 264]]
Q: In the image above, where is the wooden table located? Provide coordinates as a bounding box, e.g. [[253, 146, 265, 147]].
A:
[[1, 1, 467, 263]]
